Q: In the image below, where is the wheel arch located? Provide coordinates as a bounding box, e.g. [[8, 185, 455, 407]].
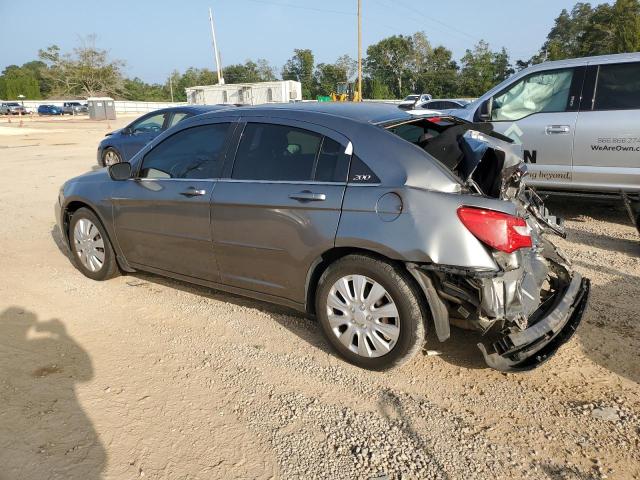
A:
[[62, 199, 133, 272], [304, 246, 423, 316]]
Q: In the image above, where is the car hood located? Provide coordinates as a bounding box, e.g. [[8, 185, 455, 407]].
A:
[[104, 128, 122, 137]]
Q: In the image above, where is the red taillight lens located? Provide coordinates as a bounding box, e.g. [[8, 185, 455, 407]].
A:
[[457, 207, 532, 254]]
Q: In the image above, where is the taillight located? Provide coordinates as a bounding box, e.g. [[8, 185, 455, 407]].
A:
[[457, 206, 532, 254]]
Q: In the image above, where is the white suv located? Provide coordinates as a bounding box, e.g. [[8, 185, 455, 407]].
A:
[[446, 53, 640, 195]]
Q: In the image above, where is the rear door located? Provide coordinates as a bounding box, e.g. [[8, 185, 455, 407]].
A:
[[572, 60, 640, 191], [488, 66, 584, 188], [212, 118, 351, 304], [112, 121, 236, 281]]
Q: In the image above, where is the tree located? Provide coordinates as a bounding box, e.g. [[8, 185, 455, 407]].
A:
[[282, 49, 316, 99], [365, 35, 413, 97], [458, 41, 513, 97], [38, 36, 124, 98], [122, 77, 170, 101], [528, 0, 640, 63], [414, 46, 459, 98], [224, 59, 277, 84], [0, 64, 42, 99]]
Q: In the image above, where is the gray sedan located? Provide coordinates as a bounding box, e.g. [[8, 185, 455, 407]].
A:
[[56, 102, 589, 371]]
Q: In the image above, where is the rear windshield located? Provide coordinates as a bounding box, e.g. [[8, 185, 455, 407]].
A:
[[384, 116, 512, 174]]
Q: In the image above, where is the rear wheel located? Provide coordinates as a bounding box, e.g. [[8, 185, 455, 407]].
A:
[[316, 254, 426, 370], [102, 148, 121, 167], [69, 208, 119, 281]]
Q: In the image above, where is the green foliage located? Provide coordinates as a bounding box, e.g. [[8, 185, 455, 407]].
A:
[[0, 64, 42, 99], [224, 59, 277, 84], [529, 0, 640, 63], [365, 34, 414, 98], [282, 49, 316, 99], [458, 41, 514, 97]]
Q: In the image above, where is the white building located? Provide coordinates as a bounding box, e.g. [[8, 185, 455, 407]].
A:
[[185, 80, 302, 106]]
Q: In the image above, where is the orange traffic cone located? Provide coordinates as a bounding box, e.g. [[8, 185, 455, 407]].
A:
[[18, 119, 23, 128]]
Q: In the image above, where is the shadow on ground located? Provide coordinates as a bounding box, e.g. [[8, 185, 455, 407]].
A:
[[0, 307, 106, 479]]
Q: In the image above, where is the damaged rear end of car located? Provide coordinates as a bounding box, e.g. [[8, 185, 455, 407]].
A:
[[383, 116, 590, 372]]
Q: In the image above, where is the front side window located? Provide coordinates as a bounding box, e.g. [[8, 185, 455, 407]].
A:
[[139, 123, 230, 179], [232, 123, 352, 182], [594, 62, 640, 110], [132, 113, 166, 134], [491, 68, 574, 121]]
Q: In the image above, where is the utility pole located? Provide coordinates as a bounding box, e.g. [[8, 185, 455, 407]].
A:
[[209, 7, 225, 84], [169, 75, 174, 102], [357, 0, 362, 101]]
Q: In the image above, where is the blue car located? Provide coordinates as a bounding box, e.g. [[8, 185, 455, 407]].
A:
[[97, 105, 235, 166], [38, 104, 64, 115]]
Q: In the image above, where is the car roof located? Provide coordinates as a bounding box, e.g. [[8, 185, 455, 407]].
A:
[[205, 101, 417, 125]]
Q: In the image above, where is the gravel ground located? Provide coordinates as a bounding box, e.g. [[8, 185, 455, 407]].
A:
[[0, 116, 639, 479]]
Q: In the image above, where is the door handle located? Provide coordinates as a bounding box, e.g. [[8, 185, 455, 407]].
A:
[[289, 190, 327, 202], [180, 187, 207, 197], [545, 125, 571, 135]]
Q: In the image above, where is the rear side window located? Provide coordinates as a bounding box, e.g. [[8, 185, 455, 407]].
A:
[[167, 112, 190, 128], [232, 123, 350, 182], [594, 62, 640, 110], [315, 137, 350, 182], [140, 123, 231, 179]]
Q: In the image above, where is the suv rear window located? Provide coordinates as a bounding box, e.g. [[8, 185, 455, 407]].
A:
[[594, 62, 640, 110]]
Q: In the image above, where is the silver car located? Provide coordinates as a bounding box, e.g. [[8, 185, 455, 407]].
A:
[[55, 103, 589, 372], [445, 53, 640, 194]]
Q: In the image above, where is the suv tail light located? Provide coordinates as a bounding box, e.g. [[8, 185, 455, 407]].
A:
[[457, 206, 532, 254]]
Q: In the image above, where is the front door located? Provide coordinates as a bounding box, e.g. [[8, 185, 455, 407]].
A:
[[572, 61, 640, 191], [488, 66, 583, 188], [121, 111, 168, 159], [212, 120, 351, 304], [112, 122, 234, 281]]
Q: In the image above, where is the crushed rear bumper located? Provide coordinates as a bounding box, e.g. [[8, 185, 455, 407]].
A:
[[478, 274, 590, 372]]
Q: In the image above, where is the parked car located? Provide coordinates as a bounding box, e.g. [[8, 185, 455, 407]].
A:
[[1, 102, 28, 115], [97, 105, 235, 166], [442, 52, 640, 195], [416, 99, 471, 110], [38, 104, 64, 115], [398, 93, 432, 109], [63, 101, 88, 115], [57, 102, 589, 372]]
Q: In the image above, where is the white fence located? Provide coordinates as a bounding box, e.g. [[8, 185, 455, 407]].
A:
[[14, 100, 187, 114]]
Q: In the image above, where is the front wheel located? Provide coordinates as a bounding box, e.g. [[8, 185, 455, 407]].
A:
[[68, 208, 119, 281], [102, 148, 121, 167], [316, 254, 426, 370]]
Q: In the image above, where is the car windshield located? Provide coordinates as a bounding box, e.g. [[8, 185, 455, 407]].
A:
[[403, 95, 419, 101], [7, 103, 20, 106]]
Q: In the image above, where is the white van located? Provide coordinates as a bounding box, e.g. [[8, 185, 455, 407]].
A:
[[446, 53, 640, 194]]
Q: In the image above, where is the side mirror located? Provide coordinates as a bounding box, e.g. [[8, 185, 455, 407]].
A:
[[478, 98, 493, 122], [122, 126, 133, 135], [108, 162, 132, 181]]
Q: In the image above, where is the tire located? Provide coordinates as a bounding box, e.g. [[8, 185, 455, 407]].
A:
[[68, 208, 119, 281], [102, 148, 122, 167], [315, 254, 426, 370]]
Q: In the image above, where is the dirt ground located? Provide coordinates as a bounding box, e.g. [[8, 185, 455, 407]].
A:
[[0, 114, 639, 480]]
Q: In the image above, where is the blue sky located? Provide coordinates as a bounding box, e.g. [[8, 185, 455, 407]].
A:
[[0, 0, 606, 83]]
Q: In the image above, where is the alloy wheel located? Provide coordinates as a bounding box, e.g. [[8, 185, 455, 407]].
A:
[[104, 150, 120, 166]]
